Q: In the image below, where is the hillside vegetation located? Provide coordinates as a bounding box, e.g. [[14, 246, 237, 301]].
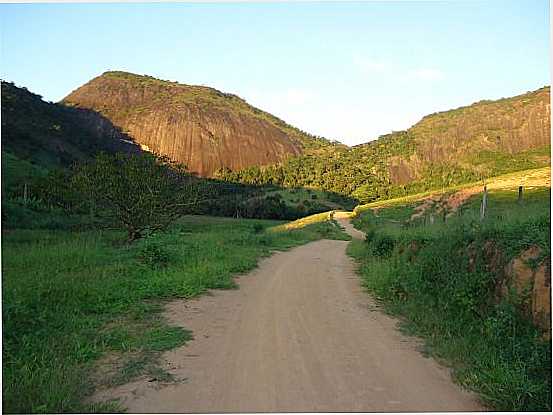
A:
[[1, 81, 355, 228], [4, 78, 549, 214], [219, 87, 550, 202], [348, 182, 551, 411], [1, 81, 138, 167], [3, 215, 349, 413]]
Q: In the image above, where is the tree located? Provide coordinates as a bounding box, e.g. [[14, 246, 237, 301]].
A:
[[72, 152, 203, 241]]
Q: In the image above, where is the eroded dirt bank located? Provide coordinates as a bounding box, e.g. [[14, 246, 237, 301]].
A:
[[94, 222, 482, 412]]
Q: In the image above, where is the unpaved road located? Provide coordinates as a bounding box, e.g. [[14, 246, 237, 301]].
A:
[[96, 220, 482, 412]]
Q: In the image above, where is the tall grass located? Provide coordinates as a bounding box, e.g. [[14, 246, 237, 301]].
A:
[[349, 187, 551, 411], [2, 216, 347, 413]]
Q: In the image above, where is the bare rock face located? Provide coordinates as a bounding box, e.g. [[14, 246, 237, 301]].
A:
[[63, 72, 305, 176], [411, 87, 551, 164], [344, 87, 550, 190]]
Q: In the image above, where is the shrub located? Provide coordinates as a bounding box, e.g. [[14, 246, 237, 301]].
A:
[[370, 234, 395, 257], [251, 223, 264, 234], [137, 240, 171, 268], [364, 227, 377, 243]]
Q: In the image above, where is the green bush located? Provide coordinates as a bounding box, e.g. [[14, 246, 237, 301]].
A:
[[369, 233, 396, 257], [364, 227, 377, 243], [251, 223, 264, 234], [137, 240, 171, 268]]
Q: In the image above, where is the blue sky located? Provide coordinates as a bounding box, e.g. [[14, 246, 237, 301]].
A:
[[0, 1, 550, 145]]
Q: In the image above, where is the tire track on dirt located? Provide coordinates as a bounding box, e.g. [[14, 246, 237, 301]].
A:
[[93, 220, 482, 412]]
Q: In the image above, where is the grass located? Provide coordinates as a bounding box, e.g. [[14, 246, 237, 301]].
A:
[[268, 211, 352, 236], [348, 186, 551, 411], [352, 166, 550, 216], [269, 211, 331, 231], [2, 215, 349, 413]]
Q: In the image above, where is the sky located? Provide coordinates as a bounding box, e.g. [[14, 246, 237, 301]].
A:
[[0, 1, 550, 146]]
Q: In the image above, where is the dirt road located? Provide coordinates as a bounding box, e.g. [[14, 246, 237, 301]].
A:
[[96, 220, 482, 412]]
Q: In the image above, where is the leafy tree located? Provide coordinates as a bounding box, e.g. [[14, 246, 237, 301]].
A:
[[72, 152, 203, 241]]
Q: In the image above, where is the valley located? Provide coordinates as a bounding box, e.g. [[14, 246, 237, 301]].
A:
[[1, 73, 551, 413]]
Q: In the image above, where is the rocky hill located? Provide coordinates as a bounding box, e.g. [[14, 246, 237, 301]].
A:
[[4, 74, 550, 204], [63, 71, 330, 176], [219, 87, 551, 202], [384, 86, 551, 184]]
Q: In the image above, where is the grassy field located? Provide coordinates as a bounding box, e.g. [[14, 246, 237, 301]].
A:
[[352, 166, 550, 216], [349, 186, 551, 411], [2, 215, 348, 413]]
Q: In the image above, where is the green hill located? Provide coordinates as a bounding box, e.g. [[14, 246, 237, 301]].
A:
[[3, 77, 550, 211], [1, 81, 139, 168], [218, 87, 550, 203]]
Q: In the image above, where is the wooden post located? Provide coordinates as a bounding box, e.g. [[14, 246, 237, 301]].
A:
[[480, 185, 487, 220], [23, 183, 28, 205], [518, 186, 523, 203]]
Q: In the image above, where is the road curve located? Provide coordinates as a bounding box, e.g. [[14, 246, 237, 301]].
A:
[[95, 220, 482, 412]]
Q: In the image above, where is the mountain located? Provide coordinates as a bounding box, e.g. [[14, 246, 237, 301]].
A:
[[383, 86, 551, 183], [1, 81, 139, 167], [63, 71, 332, 176], [4, 74, 550, 205], [218, 87, 551, 202]]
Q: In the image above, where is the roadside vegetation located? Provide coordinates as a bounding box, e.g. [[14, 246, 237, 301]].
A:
[[2, 147, 350, 413], [348, 186, 551, 411], [3, 215, 347, 413]]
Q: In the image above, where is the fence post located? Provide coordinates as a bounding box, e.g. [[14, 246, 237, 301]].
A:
[[480, 185, 487, 220], [518, 186, 523, 203], [23, 183, 28, 206]]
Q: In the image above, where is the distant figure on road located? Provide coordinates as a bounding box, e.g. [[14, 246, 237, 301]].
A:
[[329, 210, 335, 220]]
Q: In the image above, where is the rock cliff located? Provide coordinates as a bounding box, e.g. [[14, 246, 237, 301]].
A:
[[63, 71, 322, 176]]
